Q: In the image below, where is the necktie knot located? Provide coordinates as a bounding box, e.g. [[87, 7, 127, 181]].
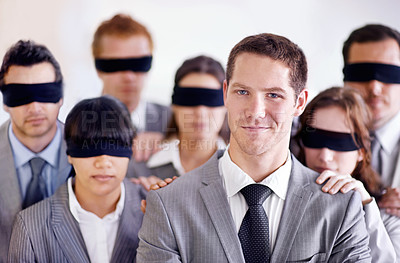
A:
[[29, 157, 46, 176], [240, 184, 271, 206]]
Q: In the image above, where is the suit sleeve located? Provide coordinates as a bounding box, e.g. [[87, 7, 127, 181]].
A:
[[8, 214, 36, 263], [363, 199, 396, 263], [330, 191, 371, 262], [136, 190, 182, 263], [381, 210, 400, 262]]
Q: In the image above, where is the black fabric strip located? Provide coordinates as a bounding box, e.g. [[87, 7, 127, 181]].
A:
[[343, 63, 400, 84], [1, 82, 63, 107], [301, 126, 361, 152], [95, 56, 152, 73], [172, 85, 224, 107], [66, 140, 132, 158]]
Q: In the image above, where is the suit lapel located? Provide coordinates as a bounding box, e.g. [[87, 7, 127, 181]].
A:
[[199, 151, 245, 263], [270, 157, 313, 263], [51, 184, 90, 263], [111, 181, 144, 263], [56, 121, 72, 186], [0, 120, 22, 216]]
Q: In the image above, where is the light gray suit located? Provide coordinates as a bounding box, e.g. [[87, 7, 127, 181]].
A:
[[390, 151, 400, 188], [0, 120, 71, 263], [137, 150, 371, 262], [8, 179, 146, 263], [126, 102, 172, 178]]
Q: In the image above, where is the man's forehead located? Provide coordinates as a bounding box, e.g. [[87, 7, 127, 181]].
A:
[[232, 54, 291, 84], [5, 62, 56, 84], [348, 39, 400, 65], [98, 34, 152, 57]]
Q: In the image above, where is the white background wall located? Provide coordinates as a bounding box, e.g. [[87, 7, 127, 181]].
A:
[[0, 0, 399, 124]]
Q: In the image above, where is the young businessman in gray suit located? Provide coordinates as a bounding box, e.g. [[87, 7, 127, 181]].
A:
[[0, 40, 71, 262], [8, 96, 146, 262], [136, 33, 371, 262]]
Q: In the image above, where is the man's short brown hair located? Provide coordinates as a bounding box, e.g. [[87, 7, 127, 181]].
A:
[[342, 24, 400, 64], [226, 33, 308, 96], [92, 13, 153, 57]]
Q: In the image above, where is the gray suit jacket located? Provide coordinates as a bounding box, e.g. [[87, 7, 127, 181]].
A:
[[390, 149, 400, 188], [0, 120, 71, 263], [137, 150, 371, 262], [8, 179, 146, 263], [126, 102, 172, 178]]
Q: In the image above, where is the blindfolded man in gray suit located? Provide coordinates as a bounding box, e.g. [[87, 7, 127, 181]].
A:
[[342, 24, 400, 218], [92, 13, 171, 183], [136, 33, 371, 262], [0, 40, 71, 262]]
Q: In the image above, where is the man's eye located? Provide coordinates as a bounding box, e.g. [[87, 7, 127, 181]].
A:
[[237, 90, 248, 95], [268, 93, 280, 98]]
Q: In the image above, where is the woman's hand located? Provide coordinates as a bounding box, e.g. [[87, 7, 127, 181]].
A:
[[316, 170, 372, 206]]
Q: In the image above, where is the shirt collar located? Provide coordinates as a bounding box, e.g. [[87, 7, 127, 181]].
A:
[[375, 110, 400, 154], [131, 100, 146, 132], [220, 145, 292, 201], [8, 122, 61, 168], [147, 139, 181, 168], [147, 137, 227, 176], [68, 177, 125, 222]]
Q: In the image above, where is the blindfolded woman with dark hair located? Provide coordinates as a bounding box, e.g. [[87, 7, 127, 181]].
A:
[[9, 96, 146, 262], [144, 55, 228, 180]]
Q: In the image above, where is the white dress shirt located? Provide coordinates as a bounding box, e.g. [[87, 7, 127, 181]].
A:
[[147, 137, 226, 176], [373, 111, 400, 187], [68, 178, 125, 263], [218, 146, 292, 252]]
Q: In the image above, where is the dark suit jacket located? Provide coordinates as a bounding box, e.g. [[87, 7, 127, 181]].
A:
[[8, 179, 146, 263], [137, 150, 371, 262], [0, 120, 71, 263], [126, 102, 172, 178]]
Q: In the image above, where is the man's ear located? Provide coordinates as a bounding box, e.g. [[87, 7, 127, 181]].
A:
[[223, 80, 228, 106], [294, 88, 308, 117], [3, 105, 9, 113]]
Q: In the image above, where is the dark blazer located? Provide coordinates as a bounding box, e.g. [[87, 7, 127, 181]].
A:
[[137, 150, 371, 262], [8, 179, 146, 263], [0, 120, 71, 263], [126, 102, 172, 178]]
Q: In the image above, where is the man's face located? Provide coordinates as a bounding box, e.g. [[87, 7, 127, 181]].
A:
[[97, 35, 152, 111], [345, 39, 400, 129], [224, 52, 307, 157], [3, 62, 62, 139]]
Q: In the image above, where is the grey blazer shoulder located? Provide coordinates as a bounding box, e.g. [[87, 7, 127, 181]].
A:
[[137, 150, 371, 262], [8, 179, 146, 263], [0, 120, 71, 263], [125, 102, 171, 179], [144, 102, 171, 134]]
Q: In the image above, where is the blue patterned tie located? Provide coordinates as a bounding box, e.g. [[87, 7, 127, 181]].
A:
[[238, 184, 272, 263], [22, 157, 47, 209]]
